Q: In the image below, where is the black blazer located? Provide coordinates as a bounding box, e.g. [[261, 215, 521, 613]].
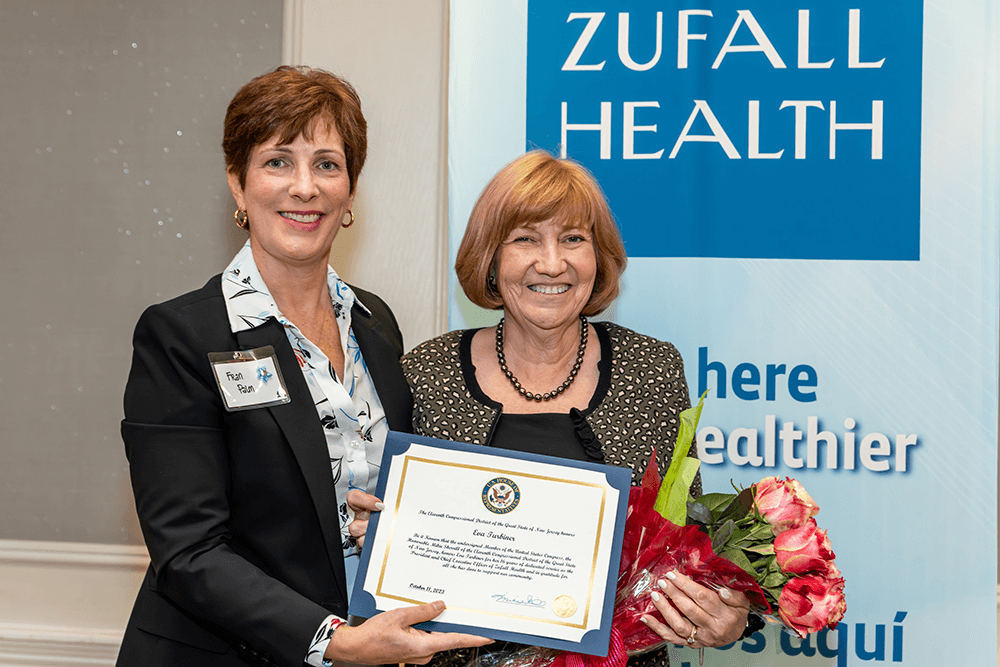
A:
[[117, 276, 413, 667]]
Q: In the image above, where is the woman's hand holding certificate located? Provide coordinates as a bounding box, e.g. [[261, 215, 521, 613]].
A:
[[325, 601, 490, 665]]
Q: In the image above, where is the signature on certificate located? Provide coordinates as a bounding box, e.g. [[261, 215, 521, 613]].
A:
[[492, 592, 547, 608]]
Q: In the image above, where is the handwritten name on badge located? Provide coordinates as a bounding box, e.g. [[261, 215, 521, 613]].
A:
[[208, 346, 291, 411]]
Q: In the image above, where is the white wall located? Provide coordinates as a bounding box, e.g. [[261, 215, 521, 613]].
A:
[[286, 0, 451, 347], [0, 2, 451, 664], [0, 0, 283, 663]]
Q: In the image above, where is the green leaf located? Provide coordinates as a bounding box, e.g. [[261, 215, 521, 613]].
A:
[[687, 500, 712, 525], [674, 391, 706, 462], [712, 520, 735, 552], [720, 548, 755, 575], [762, 571, 789, 588], [693, 493, 735, 514], [743, 543, 775, 556], [654, 392, 707, 522], [748, 522, 775, 541], [718, 487, 755, 523], [662, 458, 700, 524], [728, 527, 752, 543]]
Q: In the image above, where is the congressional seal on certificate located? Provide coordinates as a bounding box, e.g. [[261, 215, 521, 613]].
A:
[[349, 431, 631, 656]]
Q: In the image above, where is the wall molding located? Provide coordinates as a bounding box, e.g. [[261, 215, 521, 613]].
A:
[[0, 540, 148, 667], [0, 623, 122, 667], [282, 0, 304, 65], [0, 540, 147, 569]]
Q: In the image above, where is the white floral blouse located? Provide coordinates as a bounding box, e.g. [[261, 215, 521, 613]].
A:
[[221, 241, 387, 665]]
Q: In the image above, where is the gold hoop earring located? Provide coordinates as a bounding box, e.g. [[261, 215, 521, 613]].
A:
[[234, 209, 249, 230], [342, 210, 355, 228]]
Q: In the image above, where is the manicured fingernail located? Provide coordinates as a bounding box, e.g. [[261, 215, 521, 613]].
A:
[[657, 579, 668, 589], [665, 571, 677, 580], [374, 502, 385, 511], [720, 588, 732, 600], [639, 616, 650, 625], [651, 591, 661, 602]]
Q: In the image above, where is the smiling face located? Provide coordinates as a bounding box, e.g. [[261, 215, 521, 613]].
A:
[[227, 119, 354, 276], [495, 218, 597, 333]]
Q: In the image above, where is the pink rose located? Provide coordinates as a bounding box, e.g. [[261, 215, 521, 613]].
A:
[[774, 520, 838, 576], [754, 476, 819, 535], [778, 575, 846, 638]]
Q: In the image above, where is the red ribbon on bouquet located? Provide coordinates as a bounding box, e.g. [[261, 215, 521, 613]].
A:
[[554, 626, 627, 667]]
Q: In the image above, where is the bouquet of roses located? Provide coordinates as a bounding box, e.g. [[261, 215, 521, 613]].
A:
[[468, 397, 845, 667], [614, 393, 846, 653], [689, 475, 847, 638]]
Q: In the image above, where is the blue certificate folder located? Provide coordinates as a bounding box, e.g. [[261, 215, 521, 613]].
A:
[[349, 431, 632, 657]]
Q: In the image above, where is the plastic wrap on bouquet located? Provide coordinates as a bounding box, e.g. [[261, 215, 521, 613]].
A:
[[612, 462, 770, 656], [465, 646, 562, 667]]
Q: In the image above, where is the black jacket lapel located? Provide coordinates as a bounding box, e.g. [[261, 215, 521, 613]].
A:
[[350, 304, 413, 433], [235, 318, 348, 605]]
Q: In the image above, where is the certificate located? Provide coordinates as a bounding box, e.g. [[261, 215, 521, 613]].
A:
[[349, 432, 631, 656]]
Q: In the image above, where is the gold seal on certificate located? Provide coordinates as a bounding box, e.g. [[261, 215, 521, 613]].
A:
[[552, 595, 578, 618], [350, 432, 631, 656]]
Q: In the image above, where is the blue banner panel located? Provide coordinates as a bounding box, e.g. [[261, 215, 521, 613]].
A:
[[450, 1, 999, 664], [526, 2, 922, 260]]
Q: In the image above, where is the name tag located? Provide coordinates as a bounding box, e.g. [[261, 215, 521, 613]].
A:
[[208, 346, 291, 411]]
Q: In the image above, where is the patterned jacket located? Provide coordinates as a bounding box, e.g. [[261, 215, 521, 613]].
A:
[[400, 321, 698, 667], [401, 320, 700, 492]]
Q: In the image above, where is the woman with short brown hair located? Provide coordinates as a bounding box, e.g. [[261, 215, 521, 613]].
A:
[[117, 66, 488, 667]]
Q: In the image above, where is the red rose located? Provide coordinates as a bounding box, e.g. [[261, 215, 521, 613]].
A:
[[775, 519, 838, 577], [778, 575, 846, 637], [754, 476, 819, 535]]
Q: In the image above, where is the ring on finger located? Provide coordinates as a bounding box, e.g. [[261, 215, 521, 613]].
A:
[[686, 626, 698, 645]]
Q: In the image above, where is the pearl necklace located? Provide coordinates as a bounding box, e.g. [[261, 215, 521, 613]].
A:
[[496, 315, 588, 402]]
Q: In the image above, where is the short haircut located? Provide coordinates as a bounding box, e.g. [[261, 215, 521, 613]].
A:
[[223, 65, 367, 194], [455, 150, 627, 316]]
